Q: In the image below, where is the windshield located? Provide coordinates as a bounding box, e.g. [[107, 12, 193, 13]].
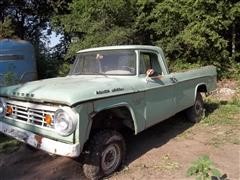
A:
[[70, 50, 136, 75]]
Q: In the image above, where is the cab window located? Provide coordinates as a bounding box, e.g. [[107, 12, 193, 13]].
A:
[[139, 52, 162, 75]]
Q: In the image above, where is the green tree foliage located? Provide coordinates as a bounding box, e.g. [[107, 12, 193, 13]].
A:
[[1, 0, 239, 78], [0, 0, 71, 79], [0, 17, 15, 39], [53, 0, 239, 77], [151, 0, 240, 73], [53, 0, 134, 58], [52, 0, 159, 58], [187, 155, 221, 180], [0, 0, 71, 43]]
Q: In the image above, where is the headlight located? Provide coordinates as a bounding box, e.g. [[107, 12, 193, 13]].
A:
[[0, 98, 6, 117], [53, 107, 78, 136]]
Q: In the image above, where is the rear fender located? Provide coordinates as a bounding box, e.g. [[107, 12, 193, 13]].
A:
[[194, 83, 207, 101]]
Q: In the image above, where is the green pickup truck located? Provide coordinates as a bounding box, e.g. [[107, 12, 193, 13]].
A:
[[0, 45, 217, 179]]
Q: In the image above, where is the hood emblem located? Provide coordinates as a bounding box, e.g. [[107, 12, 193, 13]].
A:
[[96, 89, 110, 95], [95, 88, 124, 95], [111, 88, 124, 92], [13, 92, 34, 97]]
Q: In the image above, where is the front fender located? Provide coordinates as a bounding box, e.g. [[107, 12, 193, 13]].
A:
[[73, 102, 94, 153], [92, 102, 139, 134], [93, 93, 146, 134]]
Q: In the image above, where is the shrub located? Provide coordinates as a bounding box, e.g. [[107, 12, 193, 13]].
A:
[[187, 155, 221, 180]]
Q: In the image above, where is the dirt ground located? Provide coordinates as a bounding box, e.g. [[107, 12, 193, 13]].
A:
[[0, 80, 239, 180]]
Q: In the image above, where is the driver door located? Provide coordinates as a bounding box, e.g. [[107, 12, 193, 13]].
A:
[[139, 51, 176, 128]]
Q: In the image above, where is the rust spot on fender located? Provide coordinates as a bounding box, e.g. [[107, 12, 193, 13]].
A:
[[34, 135, 43, 148]]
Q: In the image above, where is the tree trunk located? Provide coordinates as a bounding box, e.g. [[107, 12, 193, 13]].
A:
[[232, 23, 236, 61]]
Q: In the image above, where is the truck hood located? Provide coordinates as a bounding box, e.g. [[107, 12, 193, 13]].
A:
[[0, 75, 135, 106]]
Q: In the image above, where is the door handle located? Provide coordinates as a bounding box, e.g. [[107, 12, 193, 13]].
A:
[[170, 77, 178, 83]]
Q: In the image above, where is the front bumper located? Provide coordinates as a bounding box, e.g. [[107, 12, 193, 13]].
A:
[[0, 121, 80, 157]]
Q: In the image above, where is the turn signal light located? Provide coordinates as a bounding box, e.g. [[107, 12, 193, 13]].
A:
[[44, 114, 52, 125], [6, 105, 13, 115]]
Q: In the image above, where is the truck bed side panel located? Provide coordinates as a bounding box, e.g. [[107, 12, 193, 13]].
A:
[[173, 66, 217, 113]]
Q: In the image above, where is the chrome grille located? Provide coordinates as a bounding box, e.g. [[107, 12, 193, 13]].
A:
[[5, 100, 58, 129]]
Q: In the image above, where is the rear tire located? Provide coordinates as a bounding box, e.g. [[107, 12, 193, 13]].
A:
[[83, 130, 126, 180], [186, 92, 205, 123]]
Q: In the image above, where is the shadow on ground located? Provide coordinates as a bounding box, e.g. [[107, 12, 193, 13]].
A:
[[0, 113, 196, 180], [204, 101, 220, 117], [123, 113, 194, 165]]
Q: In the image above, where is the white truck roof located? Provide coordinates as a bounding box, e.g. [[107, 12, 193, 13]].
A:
[[77, 45, 163, 54]]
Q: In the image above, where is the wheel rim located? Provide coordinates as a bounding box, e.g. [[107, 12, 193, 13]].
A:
[[101, 143, 121, 174]]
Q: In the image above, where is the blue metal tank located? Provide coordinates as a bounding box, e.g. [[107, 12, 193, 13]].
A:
[[0, 39, 38, 85]]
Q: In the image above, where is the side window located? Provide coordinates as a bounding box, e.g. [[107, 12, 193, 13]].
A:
[[140, 52, 162, 75]]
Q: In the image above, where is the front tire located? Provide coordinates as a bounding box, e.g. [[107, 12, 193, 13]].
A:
[[186, 92, 205, 123], [83, 130, 126, 180]]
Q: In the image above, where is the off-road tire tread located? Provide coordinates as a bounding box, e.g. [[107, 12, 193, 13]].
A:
[[83, 130, 126, 180], [186, 92, 205, 123]]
